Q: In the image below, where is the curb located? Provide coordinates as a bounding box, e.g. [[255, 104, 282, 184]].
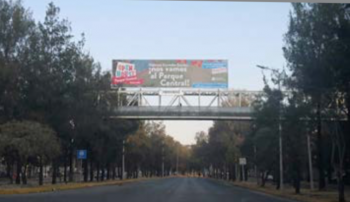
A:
[[0, 177, 161, 195], [210, 179, 332, 202]]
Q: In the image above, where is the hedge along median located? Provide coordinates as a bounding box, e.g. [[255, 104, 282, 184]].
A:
[[0, 177, 162, 195]]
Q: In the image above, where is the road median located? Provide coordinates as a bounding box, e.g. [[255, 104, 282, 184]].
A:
[[0, 177, 161, 195]]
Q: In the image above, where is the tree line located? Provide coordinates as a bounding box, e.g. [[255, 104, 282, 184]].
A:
[[0, 0, 192, 186], [189, 3, 350, 202]]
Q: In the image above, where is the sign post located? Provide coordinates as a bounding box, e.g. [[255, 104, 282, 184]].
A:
[[77, 150, 87, 182], [239, 157, 247, 181]]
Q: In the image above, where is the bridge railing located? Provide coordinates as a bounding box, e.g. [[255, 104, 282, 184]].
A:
[[114, 88, 267, 108], [112, 106, 254, 120]]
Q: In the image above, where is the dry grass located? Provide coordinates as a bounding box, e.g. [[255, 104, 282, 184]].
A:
[[231, 181, 348, 202], [0, 177, 161, 195]]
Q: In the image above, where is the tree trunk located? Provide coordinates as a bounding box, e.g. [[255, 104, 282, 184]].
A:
[[6, 162, 13, 184], [112, 166, 116, 180], [96, 164, 100, 181], [317, 101, 326, 190], [64, 153, 67, 183], [83, 159, 88, 182], [101, 168, 105, 181], [52, 160, 57, 184], [261, 173, 265, 187], [327, 162, 333, 184], [261, 171, 270, 187], [294, 168, 301, 194], [118, 166, 122, 179], [22, 165, 27, 185], [69, 149, 74, 182], [15, 161, 21, 185], [89, 160, 94, 182], [39, 158, 44, 186], [106, 165, 110, 180], [276, 172, 280, 190], [240, 167, 243, 181], [28, 165, 32, 179], [228, 164, 233, 180], [338, 171, 345, 202], [233, 164, 237, 181]]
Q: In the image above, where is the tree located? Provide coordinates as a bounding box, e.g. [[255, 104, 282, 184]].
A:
[[0, 121, 60, 185], [284, 3, 350, 191], [283, 93, 311, 193], [0, 0, 154, 186], [250, 78, 282, 187], [0, 0, 35, 122]]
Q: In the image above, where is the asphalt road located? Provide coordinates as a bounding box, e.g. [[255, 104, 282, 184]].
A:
[[0, 177, 298, 202]]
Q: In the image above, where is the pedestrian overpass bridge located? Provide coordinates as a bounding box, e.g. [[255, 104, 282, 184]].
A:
[[109, 88, 347, 121], [110, 89, 265, 120]]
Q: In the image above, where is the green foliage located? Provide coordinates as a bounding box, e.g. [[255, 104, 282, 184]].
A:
[[284, 3, 350, 196], [249, 83, 281, 176], [189, 120, 251, 179], [0, 0, 140, 184], [0, 121, 60, 163], [0, 0, 35, 122], [124, 122, 190, 176]]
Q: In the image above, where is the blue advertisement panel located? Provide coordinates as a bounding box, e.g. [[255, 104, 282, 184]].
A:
[[111, 60, 228, 88]]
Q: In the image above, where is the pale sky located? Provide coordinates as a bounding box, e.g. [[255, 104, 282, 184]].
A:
[[23, 0, 291, 145]]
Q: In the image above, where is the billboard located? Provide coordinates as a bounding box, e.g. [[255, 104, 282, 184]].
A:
[[111, 60, 228, 88]]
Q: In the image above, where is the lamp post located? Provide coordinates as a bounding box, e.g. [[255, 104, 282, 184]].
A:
[[256, 65, 284, 190]]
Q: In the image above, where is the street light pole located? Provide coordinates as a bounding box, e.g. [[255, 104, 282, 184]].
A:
[[276, 74, 284, 190], [278, 79, 284, 190], [256, 65, 284, 190]]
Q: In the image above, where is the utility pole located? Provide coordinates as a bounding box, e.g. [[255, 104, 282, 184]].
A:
[[257, 65, 284, 190]]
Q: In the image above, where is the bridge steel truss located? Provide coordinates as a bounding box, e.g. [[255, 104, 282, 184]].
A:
[[110, 88, 266, 120], [108, 88, 347, 121]]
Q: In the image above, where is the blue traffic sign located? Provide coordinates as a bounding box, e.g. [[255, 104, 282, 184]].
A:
[[77, 150, 87, 159]]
